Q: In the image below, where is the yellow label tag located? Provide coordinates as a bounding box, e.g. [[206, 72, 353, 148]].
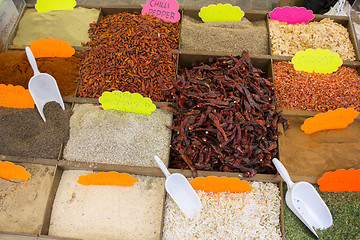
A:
[[301, 108, 359, 134], [99, 91, 156, 115], [291, 49, 343, 74], [198, 4, 244, 22], [35, 0, 76, 13]]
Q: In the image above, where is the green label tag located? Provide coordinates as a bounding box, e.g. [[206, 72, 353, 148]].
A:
[[35, 0, 76, 13], [99, 91, 156, 115], [198, 4, 244, 22]]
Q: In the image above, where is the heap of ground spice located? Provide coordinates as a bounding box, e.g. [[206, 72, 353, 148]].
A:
[[284, 184, 360, 239], [273, 62, 360, 112], [0, 51, 80, 97], [180, 16, 269, 54], [77, 12, 180, 101], [0, 102, 71, 159]]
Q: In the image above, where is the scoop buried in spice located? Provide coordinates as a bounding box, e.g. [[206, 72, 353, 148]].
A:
[[272, 158, 333, 238], [25, 46, 65, 121], [154, 155, 202, 218]]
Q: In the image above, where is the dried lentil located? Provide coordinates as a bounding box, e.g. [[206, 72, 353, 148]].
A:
[[273, 62, 360, 112], [77, 12, 180, 101]]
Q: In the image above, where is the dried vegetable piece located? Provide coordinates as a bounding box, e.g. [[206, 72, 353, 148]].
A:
[[269, 18, 356, 61], [78, 172, 137, 186], [317, 169, 360, 192], [190, 176, 252, 193], [273, 62, 360, 112], [301, 108, 359, 134], [0, 161, 31, 181], [77, 12, 180, 101], [165, 52, 288, 177]]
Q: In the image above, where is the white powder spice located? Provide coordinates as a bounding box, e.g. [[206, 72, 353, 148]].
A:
[[64, 104, 173, 166], [162, 181, 281, 240], [49, 170, 165, 240]]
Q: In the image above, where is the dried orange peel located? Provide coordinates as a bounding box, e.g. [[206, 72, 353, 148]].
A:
[[318, 169, 360, 192], [301, 108, 359, 134], [0, 84, 34, 108], [30, 38, 75, 58], [190, 176, 252, 193], [0, 161, 31, 181], [78, 172, 137, 186]]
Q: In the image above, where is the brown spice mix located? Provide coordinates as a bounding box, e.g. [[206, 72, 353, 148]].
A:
[[0, 51, 80, 97], [0, 102, 71, 159], [273, 62, 360, 112]]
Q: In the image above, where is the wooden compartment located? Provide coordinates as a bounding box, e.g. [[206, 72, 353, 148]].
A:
[[268, 14, 360, 62], [180, 8, 270, 56]]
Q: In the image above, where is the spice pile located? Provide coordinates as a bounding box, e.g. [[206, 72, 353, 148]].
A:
[[180, 16, 269, 54], [63, 104, 172, 167], [0, 163, 56, 234], [13, 7, 100, 46], [273, 62, 360, 112], [284, 184, 360, 239], [166, 52, 288, 177], [0, 51, 80, 96], [163, 181, 282, 239], [77, 12, 180, 101], [269, 18, 356, 61], [0, 102, 71, 159], [49, 170, 165, 240], [278, 115, 360, 177]]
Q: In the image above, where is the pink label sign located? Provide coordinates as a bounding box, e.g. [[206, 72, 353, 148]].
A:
[[141, 0, 180, 23], [269, 6, 314, 24]]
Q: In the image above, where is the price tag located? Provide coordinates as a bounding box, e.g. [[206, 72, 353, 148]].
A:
[[141, 0, 180, 23], [99, 91, 156, 115], [30, 38, 75, 58], [35, 0, 76, 13], [78, 172, 137, 186], [0, 161, 31, 182], [301, 108, 359, 134], [0, 84, 34, 109], [269, 6, 314, 24], [291, 49, 343, 74], [198, 4, 244, 23]]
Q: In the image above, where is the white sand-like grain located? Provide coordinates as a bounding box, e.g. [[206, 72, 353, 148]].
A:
[[64, 104, 173, 167], [49, 170, 165, 240]]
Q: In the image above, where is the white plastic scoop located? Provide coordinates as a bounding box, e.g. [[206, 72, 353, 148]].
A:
[[25, 46, 65, 122], [154, 155, 202, 218], [272, 158, 333, 238]]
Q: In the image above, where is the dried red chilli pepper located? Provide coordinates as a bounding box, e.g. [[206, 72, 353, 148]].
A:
[[163, 52, 288, 177], [273, 62, 360, 112], [77, 12, 180, 101]]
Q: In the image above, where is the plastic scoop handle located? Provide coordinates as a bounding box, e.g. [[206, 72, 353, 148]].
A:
[[154, 155, 170, 178], [272, 158, 295, 189], [26, 47, 40, 76]]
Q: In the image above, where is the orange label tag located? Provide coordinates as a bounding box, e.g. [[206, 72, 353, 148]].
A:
[[30, 38, 75, 58], [318, 169, 360, 192], [301, 108, 359, 134], [0, 161, 31, 182], [190, 176, 252, 193], [78, 172, 137, 186], [0, 84, 34, 109]]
